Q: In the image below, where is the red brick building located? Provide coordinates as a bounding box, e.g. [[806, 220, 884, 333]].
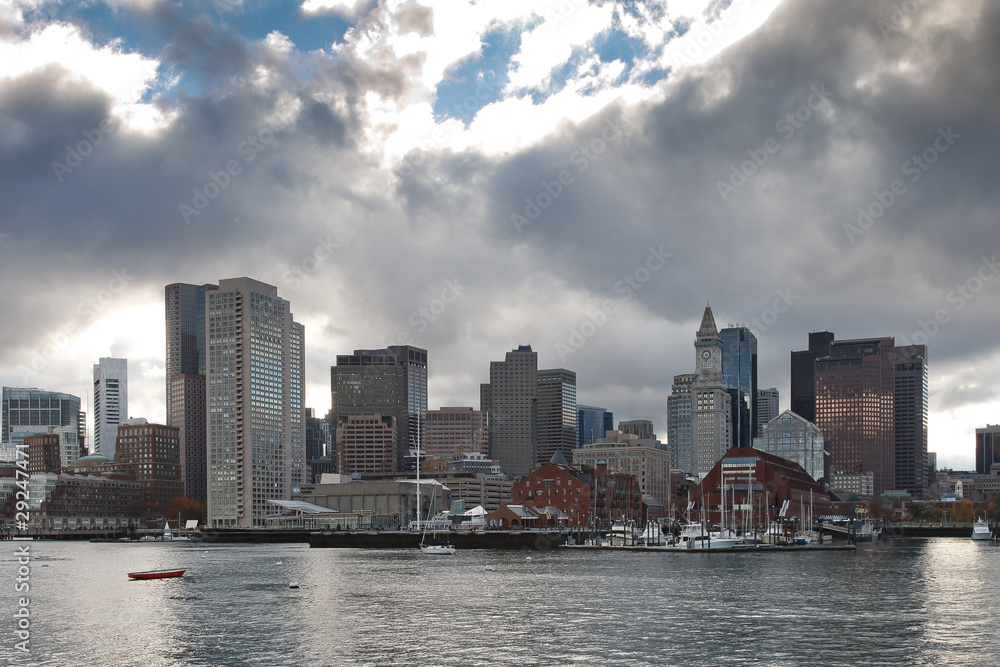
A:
[[694, 447, 833, 527], [24, 433, 61, 474], [488, 453, 645, 529], [113, 420, 183, 511]]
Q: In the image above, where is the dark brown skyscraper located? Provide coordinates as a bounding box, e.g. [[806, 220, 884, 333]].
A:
[[814, 337, 896, 496], [790, 331, 834, 423], [165, 282, 217, 504], [894, 345, 928, 498], [169, 374, 207, 502]]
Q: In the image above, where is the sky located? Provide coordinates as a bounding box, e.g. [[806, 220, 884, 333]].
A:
[[1, 0, 997, 470]]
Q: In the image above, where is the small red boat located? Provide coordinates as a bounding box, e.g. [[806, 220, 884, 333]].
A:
[[127, 569, 186, 580]]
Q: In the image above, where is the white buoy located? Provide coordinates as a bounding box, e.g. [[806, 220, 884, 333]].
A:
[[525, 556, 532, 562], [484, 566, 493, 572], [288, 581, 299, 589], [276, 560, 283, 566], [42, 563, 49, 567], [34, 555, 39, 560], [201, 554, 207, 558]]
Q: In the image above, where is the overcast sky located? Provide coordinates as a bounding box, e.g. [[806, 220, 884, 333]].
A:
[[1, 0, 997, 469]]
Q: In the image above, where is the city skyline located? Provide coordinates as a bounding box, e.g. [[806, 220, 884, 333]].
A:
[[2, 1, 998, 470]]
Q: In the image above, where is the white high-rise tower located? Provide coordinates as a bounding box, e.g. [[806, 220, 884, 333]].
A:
[[93, 357, 128, 459]]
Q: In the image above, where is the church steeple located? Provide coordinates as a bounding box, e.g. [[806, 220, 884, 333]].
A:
[[697, 303, 718, 338]]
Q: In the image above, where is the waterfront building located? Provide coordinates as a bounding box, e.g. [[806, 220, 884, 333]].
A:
[[424, 407, 488, 458], [790, 331, 835, 423], [573, 428, 672, 504], [756, 387, 779, 436], [168, 373, 207, 502], [975, 425, 1000, 475], [690, 306, 733, 476], [754, 410, 827, 483], [330, 345, 427, 471], [0, 470, 144, 530], [481, 345, 538, 478], [814, 337, 896, 495], [894, 345, 928, 498], [694, 447, 833, 527], [721, 326, 758, 448], [336, 414, 396, 475], [93, 357, 128, 460], [536, 369, 578, 466], [205, 277, 306, 528], [577, 405, 613, 447], [114, 418, 183, 511], [667, 373, 694, 472], [298, 478, 447, 528], [1, 387, 85, 460], [506, 456, 591, 527]]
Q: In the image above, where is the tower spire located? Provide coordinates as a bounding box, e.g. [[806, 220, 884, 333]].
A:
[[697, 303, 718, 337]]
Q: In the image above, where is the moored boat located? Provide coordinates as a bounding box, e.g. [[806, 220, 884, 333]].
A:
[[127, 569, 186, 580], [972, 518, 992, 542]]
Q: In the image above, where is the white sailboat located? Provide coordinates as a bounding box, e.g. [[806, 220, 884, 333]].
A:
[[416, 418, 455, 555]]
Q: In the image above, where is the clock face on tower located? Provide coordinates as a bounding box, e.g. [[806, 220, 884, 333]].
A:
[[701, 350, 711, 359]]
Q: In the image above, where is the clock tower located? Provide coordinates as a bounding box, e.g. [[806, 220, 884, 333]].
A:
[[689, 304, 732, 475], [694, 305, 723, 382]]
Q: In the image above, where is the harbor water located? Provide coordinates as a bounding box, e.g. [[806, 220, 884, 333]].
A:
[[3, 538, 998, 666]]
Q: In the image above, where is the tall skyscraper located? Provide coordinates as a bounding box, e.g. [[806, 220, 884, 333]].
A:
[[329, 345, 427, 470], [1, 387, 85, 460], [206, 278, 306, 528], [165, 282, 217, 501], [720, 326, 757, 448], [690, 305, 733, 475], [93, 357, 128, 460], [894, 345, 928, 498], [536, 368, 577, 466], [577, 405, 613, 447], [756, 387, 779, 435], [667, 373, 694, 472], [481, 345, 538, 478], [790, 331, 834, 423], [976, 425, 1000, 475], [814, 337, 896, 496], [336, 414, 395, 475]]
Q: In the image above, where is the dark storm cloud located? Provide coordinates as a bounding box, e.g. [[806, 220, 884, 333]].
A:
[[1, 0, 996, 466]]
